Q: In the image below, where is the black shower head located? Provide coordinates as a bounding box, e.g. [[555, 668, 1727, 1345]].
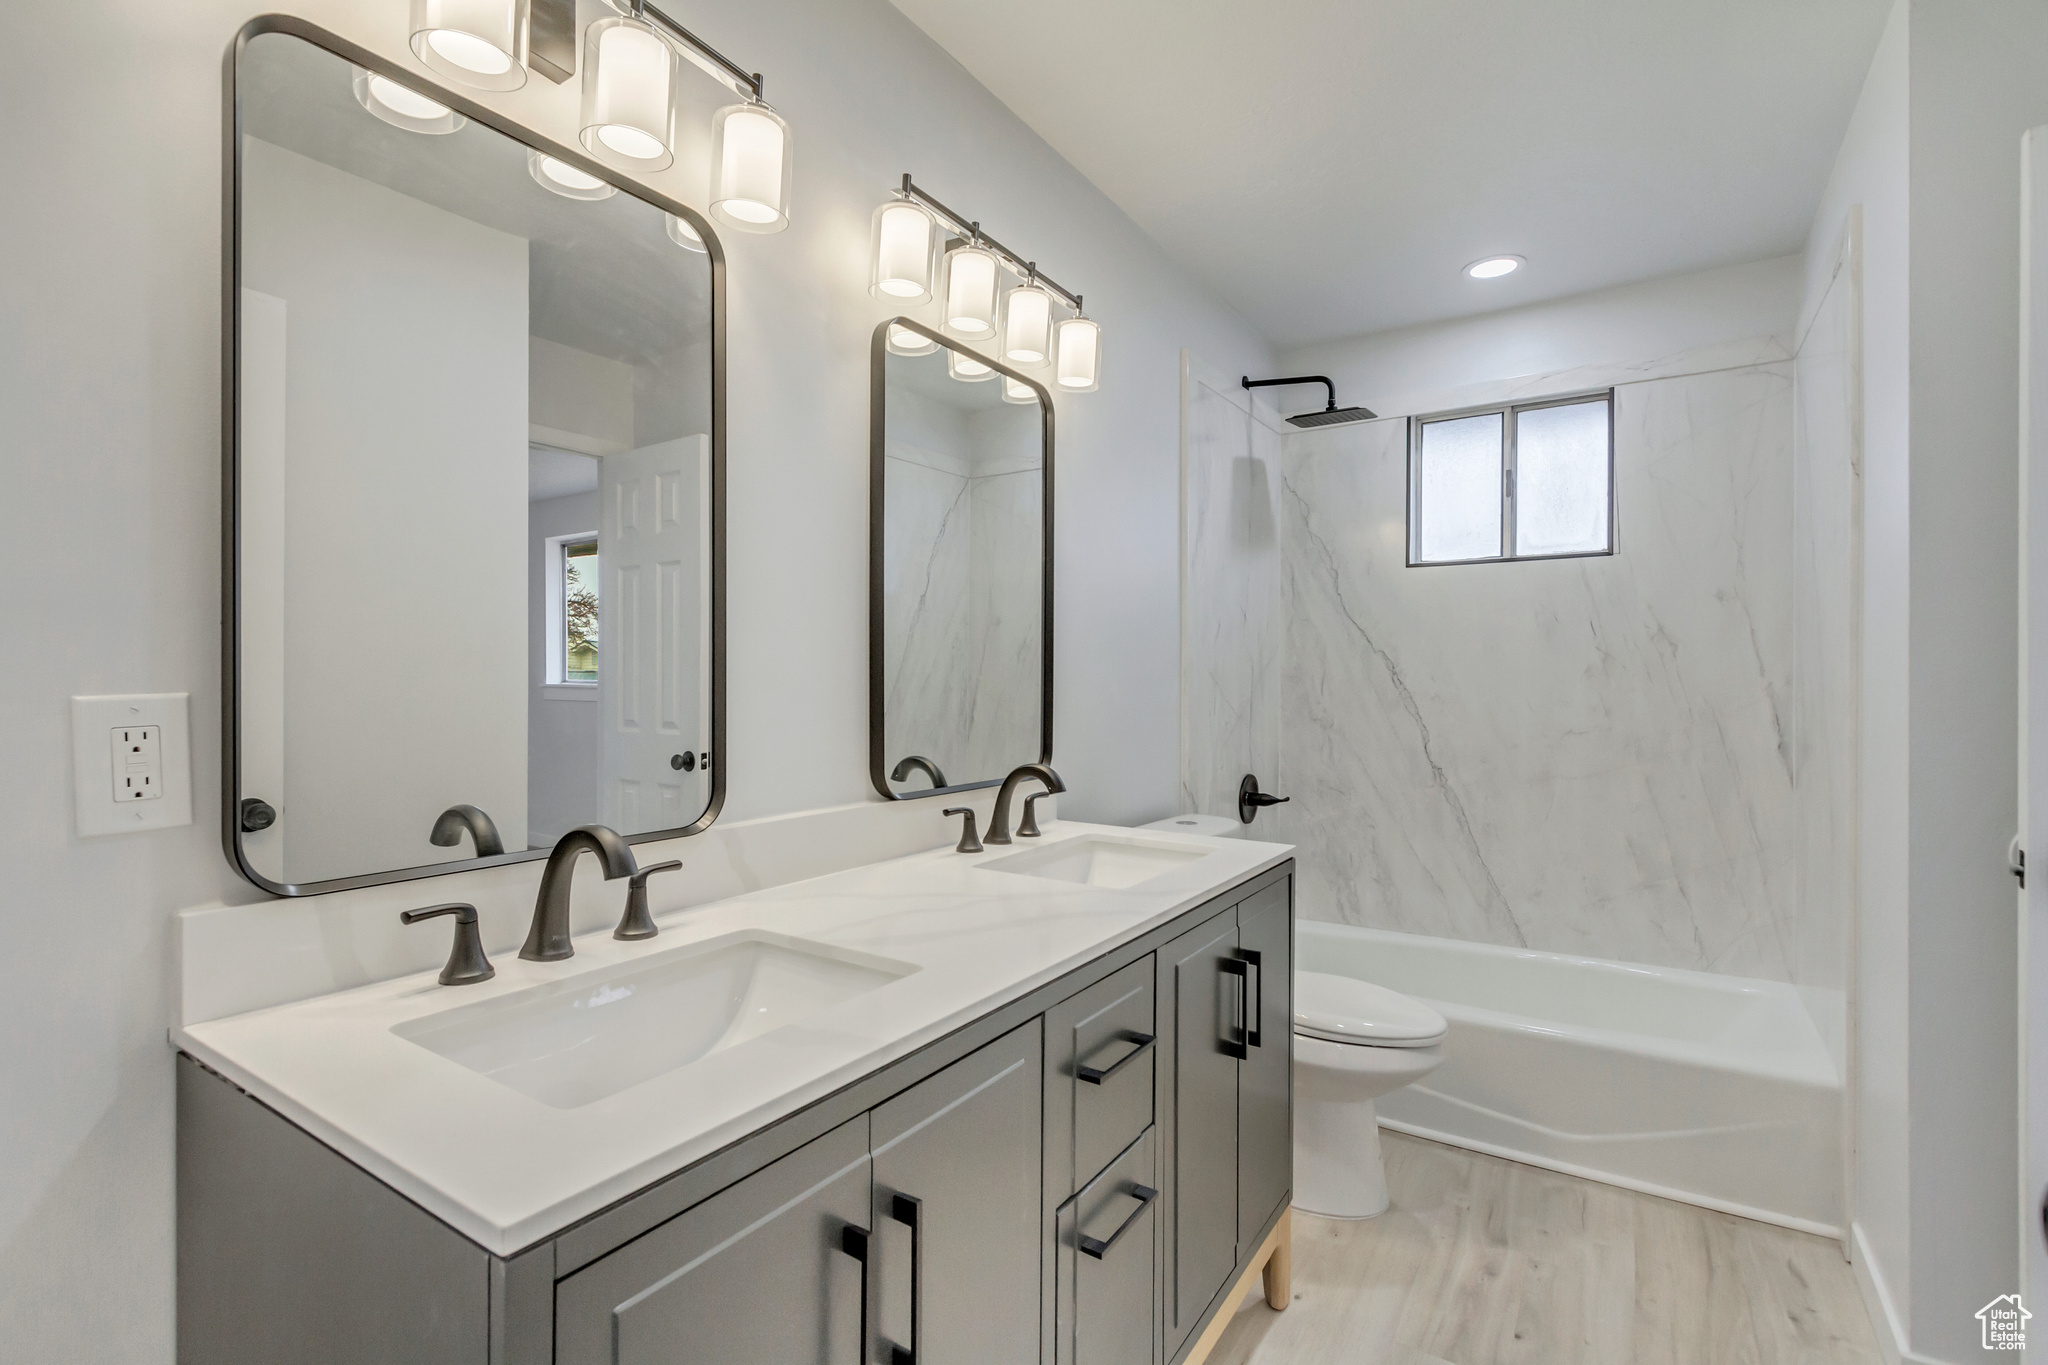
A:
[[1241, 374, 1378, 428]]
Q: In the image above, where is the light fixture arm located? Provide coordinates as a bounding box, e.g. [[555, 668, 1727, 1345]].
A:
[[628, 0, 765, 101], [900, 174, 1084, 313]]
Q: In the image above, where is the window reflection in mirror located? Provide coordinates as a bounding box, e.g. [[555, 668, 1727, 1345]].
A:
[[874, 325, 1050, 798], [232, 27, 719, 892]]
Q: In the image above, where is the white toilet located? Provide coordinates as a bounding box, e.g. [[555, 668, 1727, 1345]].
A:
[[1291, 971, 1447, 1218], [1141, 813, 1448, 1219]]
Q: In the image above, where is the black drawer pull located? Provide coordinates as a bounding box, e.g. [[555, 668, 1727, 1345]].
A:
[[1219, 957, 1250, 1059], [1235, 948, 1264, 1049], [1078, 1183, 1159, 1260], [837, 1224, 870, 1365], [887, 1193, 921, 1365], [1075, 1032, 1156, 1085]]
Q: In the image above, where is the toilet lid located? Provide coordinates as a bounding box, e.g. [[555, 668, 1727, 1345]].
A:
[[1293, 971, 1447, 1048]]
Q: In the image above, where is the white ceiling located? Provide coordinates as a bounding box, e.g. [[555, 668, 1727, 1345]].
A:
[[886, 0, 1890, 347]]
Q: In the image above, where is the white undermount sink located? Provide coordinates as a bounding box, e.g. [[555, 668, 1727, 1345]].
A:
[[980, 834, 1211, 890], [392, 931, 918, 1109]]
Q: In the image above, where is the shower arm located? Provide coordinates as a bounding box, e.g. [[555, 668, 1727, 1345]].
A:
[[1241, 375, 1339, 414]]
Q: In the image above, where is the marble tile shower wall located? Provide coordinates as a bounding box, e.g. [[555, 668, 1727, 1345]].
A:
[[1268, 362, 1803, 980], [1180, 358, 1286, 818]]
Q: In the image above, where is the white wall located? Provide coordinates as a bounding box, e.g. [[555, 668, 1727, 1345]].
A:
[[0, 0, 1272, 1357], [1280, 253, 1802, 420]]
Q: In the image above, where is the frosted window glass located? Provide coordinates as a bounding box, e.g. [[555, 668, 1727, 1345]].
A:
[[1415, 412, 1503, 562], [1514, 400, 1610, 556]]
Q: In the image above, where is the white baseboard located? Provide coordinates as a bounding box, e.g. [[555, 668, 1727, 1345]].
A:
[[1849, 1221, 1953, 1365]]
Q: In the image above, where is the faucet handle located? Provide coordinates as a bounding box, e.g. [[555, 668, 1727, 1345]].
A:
[[942, 807, 984, 854], [1019, 792, 1051, 838], [615, 860, 683, 941], [400, 903, 495, 986]]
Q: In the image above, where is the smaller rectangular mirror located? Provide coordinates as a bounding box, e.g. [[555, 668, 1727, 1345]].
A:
[[871, 320, 1052, 799]]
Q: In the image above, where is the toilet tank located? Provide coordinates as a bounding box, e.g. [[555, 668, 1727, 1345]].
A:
[[1140, 813, 1244, 839]]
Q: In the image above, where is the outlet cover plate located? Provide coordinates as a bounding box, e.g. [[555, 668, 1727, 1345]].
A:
[[73, 693, 192, 836]]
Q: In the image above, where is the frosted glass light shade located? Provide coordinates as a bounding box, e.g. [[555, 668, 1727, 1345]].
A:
[[411, 0, 526, 90], [1054, 316, 1101, 392], [580, 17, 676, 170], [527, 150, 615, 200], [352, 68, 466, 134], [1002, 284, 1053, 367], [948, 346, 996, 382], [871, 200, 936, 302], [886, 322, 938, 356], [711, 103, 791, 233], [666, 213, 708, 254], [1002, 373, 1038, 405], [942, 244, 1000, 338]]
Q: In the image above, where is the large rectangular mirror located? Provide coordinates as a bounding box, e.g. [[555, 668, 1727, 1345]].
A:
[[227, 19, 723, 894], [870, 320, 1051, 799]]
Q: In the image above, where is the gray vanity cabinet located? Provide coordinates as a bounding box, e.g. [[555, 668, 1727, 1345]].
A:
[[1234, 882, 1294, 1246], [554, 1119, 871, 1365], [1159, 880, 1295, 1361], [178, 864, 1293, 1365], [870, 1021, 1043, 1365], [1160, 909, 1243, 1353]]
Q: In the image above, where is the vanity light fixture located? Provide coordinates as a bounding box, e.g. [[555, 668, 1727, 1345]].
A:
[[947, 346, 997, 383], [528, 149, 616, 200], [1002, 274, 1054, 368], [1001, 373, 1038, 405], [878, 175, 1100, 393], [1466, 255, 1523, 280], [943, 238, 1002, 339], [580, 14, 678, 168], [665, 212, 708, 253], [709, 100, 791, 233], [1055, 312, 1101, 392], [870, 197, 938, 302], [885, 321, 939, 356], [410, 0, 527, 91], [352, 68, 466, 134]]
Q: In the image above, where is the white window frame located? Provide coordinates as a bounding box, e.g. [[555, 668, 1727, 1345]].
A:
[[1406, 389, 1616, 567], [543, 530, 599, 698]]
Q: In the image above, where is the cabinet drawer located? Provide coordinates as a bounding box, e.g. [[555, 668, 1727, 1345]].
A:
[[1046, 956, 1156, 1198], [1055, 1128, 1159, 1365]]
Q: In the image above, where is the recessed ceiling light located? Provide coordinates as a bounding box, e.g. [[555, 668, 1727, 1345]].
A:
[[1466, 256, 1523, 280]]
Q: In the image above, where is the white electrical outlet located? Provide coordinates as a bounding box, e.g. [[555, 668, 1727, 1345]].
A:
[[111, 725, 162, 802], [73, 694, 191, 836]]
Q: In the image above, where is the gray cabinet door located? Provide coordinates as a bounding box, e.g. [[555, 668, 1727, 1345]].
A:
[[554, 1118, 872, 1365], [872, 1020, 1043, 1365], [1054, 1128, 1159, 1365], [1159, 909, 1240, 1354], [1235, 882, 1293, 1244]]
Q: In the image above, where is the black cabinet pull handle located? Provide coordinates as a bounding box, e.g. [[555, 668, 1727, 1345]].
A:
[[1234, 948, 1264, 1049], [1075, 1032, 1156, 1085], [1219, 957, 1250, 1059], [887, 1193, 921, 1365], [837, 1224, 870, 1365], [1078, 1183, 1159, 1260]]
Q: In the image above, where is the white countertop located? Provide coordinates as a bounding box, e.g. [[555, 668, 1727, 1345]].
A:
[[175, 821, 1291, 1255]]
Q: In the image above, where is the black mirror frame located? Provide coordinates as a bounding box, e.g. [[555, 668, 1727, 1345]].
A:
[[221, 15, 727, 895], [868, 318, 1054, 801]]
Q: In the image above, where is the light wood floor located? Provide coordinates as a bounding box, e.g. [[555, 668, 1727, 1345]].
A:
[[1210, 1131, 1882, 1365]]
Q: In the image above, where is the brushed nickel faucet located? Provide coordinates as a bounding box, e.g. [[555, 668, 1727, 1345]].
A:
[[986, 763, 1064, 845], [521, 825, 638, 962]]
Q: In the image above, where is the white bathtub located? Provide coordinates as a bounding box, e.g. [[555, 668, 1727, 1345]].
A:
[[1298, 921, 1843, 1235]]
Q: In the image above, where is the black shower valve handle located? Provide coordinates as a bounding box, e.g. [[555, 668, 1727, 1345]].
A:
[[1238, 774, 1291, 825]]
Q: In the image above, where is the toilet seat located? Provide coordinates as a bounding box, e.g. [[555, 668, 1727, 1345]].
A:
[[1293, 971, 1447, 1048]]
